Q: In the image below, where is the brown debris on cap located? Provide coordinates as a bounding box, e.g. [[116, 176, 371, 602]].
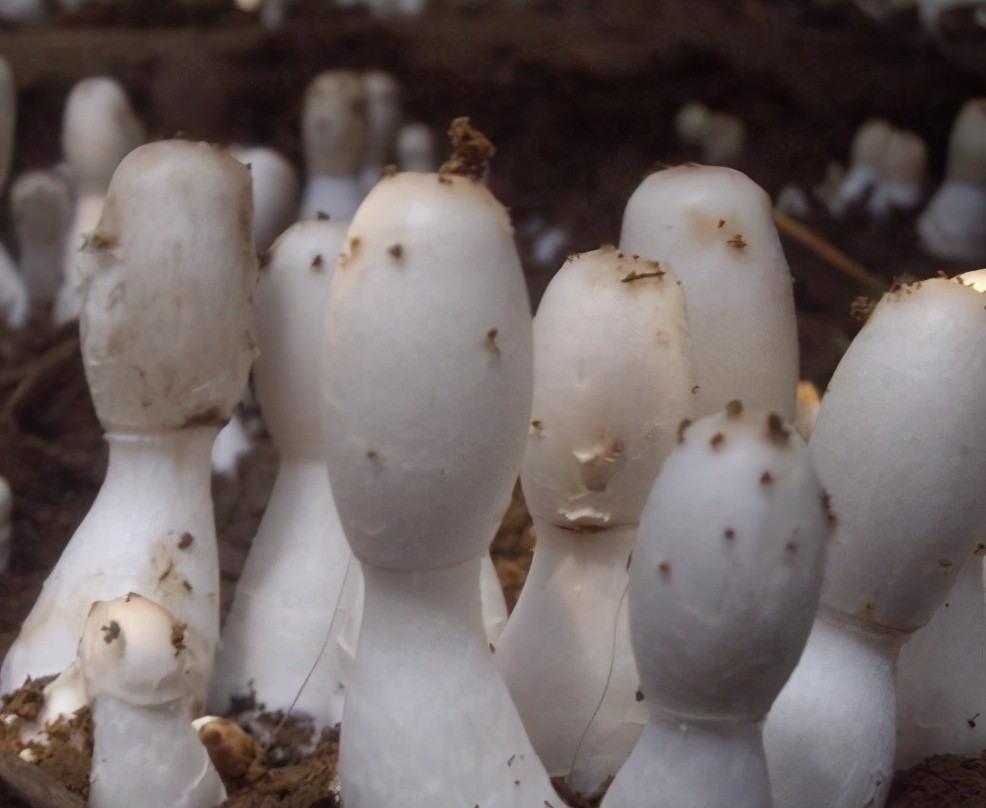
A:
[[439, 117, 496, 181]]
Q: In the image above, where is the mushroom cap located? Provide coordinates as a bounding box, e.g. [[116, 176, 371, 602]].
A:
[[61, 77, 144, 196], [396, 122, 436, 173], [630, 408, 830, 722], [322, 171, 532, 569], [946, 98, 986, 185], [850, 118, 894, 169], [362, 70, 402, 166], [79, 139, 258, 433], [620, 164, 798, 420], [302, 70, 367, 177], [79, 594, 206, 708], [521, 246, 693, 528], [254, 219, 347, 456], [813, 278, 986, 632], [879, 130, 927, 186], [228, 145, 300, 253]]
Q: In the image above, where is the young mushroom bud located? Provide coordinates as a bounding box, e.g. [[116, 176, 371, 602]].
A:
[[765, 276, 986, 808], [210, 218, 359, 730], [828, 118, 893, 217], [674, 101, 746, 166], [620, 164, 799, 420], [0, 140, 257, 700], [867, 128, 927, 217], [322, 131, 558, 805], [228, 145, 300, 253], [603, 408, 830, 808], [80, 594, 226, 808], [917, 98, 986, 263], [299, 70, 367, 222], [495, 246, 693, 794], [54, 76, 145, 325]]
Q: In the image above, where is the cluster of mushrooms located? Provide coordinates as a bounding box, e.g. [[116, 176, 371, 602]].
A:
[[0, 54, 984, 808]]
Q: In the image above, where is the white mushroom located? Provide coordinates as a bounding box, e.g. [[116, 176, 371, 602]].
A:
[[396, 122, 436, 173], [0, 140, 257, 701], [80, 594, 226, 808], [322, 125, 558, 805], [11, 169, 73, 305], [603, 408, 830, 808], [495, 246, 693, 795], [359, 71, 402, 196], [228, 144, 300, 254], [674, 101, 746, 166]]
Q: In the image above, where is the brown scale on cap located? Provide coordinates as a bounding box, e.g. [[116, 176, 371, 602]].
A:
[[766, 413, 791, 446], [709, 432, 725, 450], [170, 622, 187, 656], [101, 620, 121, 644], [850, 296, 876, 323], [820, 490, 837, 527], [677, 418, 692, 444], [725, 400, 743, 417], [726, 233, 747, 249], [311, 254, 324, 272], [760, 470, 774, 486], [177, 532, 194, 550], [388, 243, 403, 260], [439, 117, 496, 181], [621, 268, 665, 283]]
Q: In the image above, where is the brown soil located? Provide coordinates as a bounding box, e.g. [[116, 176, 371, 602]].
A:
[[0, 1, 983, 806]]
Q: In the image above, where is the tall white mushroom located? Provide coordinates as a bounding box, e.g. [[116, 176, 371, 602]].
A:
[[764, 276, 986, 808], [0, 140, 257, 698], [53, 77, 145, 325], [495, 246, 693, 795], [620, 164, 799, 421], [603, 407, 831, 808], [359, 71, 402, 196], [228, 144, 300, 254], [321, 122, 558, 806], [917, 98, 986, 263], [11, 169, 73, 305], [209, 218, 359, 729], [80, 594, 226, 808], [298, 70, 366, 222]]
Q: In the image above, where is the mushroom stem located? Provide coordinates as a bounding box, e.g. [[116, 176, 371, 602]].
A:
[[0, 428, 221, 695], [342, 555, 557, 806]]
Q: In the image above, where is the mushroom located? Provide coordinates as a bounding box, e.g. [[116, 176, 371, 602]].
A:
[[674, 101, 746, 166], [494, 246, 693, 795], [359, 71, 402, 196], [53, 77, 145, 325], [321, 128, 558, 805], [209, 218, 359, 730], [764, 276, 986, 808], [620, 164, 799, 420], [298, 70, 366, 222], [396, 122, 437, 173], [917, 98, 986, 263], [11, 169, 73, 305], [228, 144, 300, 254], [0, 140, 257, 699], [602, 408, 830, 808], [80, 594, 226, 808]]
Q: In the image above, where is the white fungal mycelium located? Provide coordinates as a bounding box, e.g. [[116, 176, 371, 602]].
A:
[[209, 218, 360, 730], [0, 140, 257, 701], [620, 164, 799, 421], [80, 594, 226, 808], [602, 407, 831, 808], [322, 127, 558, 806], [298, 70, 367, 222], [495, 246, 693, 795], [53, 77, 145, 325], [764, 276, 986, 808], [917, 98, 986, 263]]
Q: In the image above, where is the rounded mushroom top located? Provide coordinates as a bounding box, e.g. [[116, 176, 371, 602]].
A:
[[812, 277, 986, 632], [521, 246, 693, 529], [228, 145, 300, 253], [79, 139, 258, 433], [397, 122, 436, 173], [61, 77, 145, 196], [362, 70, 401, 166], [79, 594, 206, 708], [850, 118, 894, 170], [0, 56, 14, 193], [322, 170, 532, 570], [946, 98, 986, 185], [630, 407, 831, 723], [254, 219, 347, 457], [302, 70, 367, 177], [619, 164, 798, 421], [879, 130, 927, 186]]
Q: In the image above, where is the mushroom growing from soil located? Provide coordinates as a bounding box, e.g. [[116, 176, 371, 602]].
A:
[[494, 245, 693, 795], [917, 98, 986, 263], [620, 164, 799, 421], [298, 70, 367, 222], [764, 276, 986, 808], [602, 408, 830, 808], [321, 123, 558, 806], [80, 594, 226, 808], [209, 218, 360, 730], [0, 140, 257, 699], [53, 76, 145, 325]]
